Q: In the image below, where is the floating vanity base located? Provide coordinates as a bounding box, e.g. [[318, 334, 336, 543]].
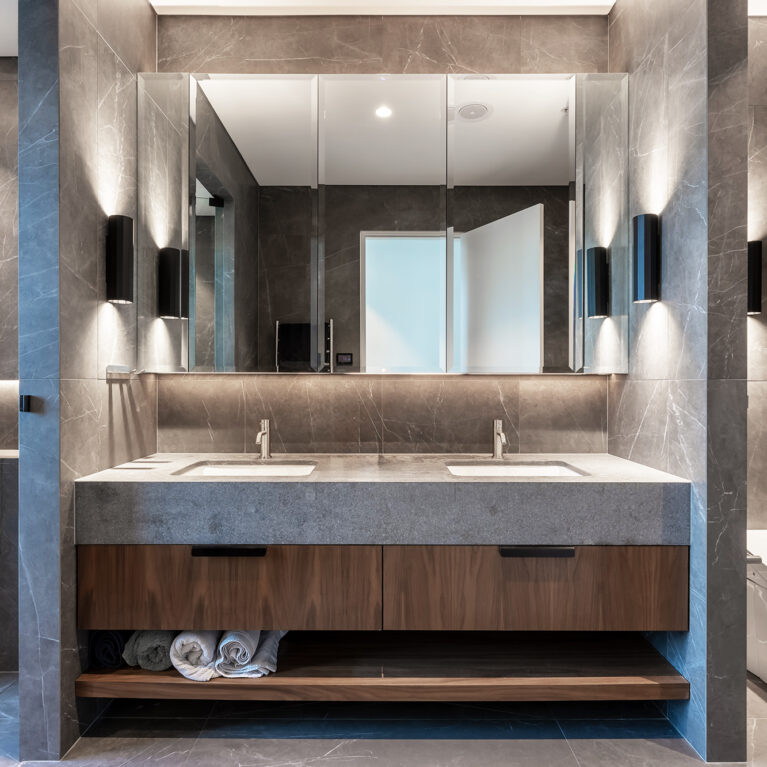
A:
[[75, 632, 689, 702]]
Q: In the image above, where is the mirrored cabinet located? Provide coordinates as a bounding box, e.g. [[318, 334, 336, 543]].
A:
[[137, 72, 628, 375]]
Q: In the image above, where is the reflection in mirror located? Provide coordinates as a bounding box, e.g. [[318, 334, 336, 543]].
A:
[[319, 74, 447, 373], [191, 74, 318, 372], [136, 72, 628, 374], [448, 75, 576, 373]]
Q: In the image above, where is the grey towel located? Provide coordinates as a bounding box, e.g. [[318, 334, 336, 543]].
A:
[[122, 630, 175, 671]]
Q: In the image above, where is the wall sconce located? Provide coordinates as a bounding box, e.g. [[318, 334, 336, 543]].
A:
[[158, 247, 183, 319], [633, 213, 661, 303], [587, 246, 610, 318], [106, 215, 134, 304], [749, 240, 763, 316], [180, 249, 190, 320]]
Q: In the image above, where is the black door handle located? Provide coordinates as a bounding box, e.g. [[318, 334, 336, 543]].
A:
[[191, 546, 267, 558], [499, 546, 576, 558]]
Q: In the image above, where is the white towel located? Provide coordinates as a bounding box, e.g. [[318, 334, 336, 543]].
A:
[[170, 630, 221, 681], [214, 630, 286, 678]]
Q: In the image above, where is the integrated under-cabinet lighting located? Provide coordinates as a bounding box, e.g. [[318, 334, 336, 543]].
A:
[[587, 246, 610, 318], [749, 240, 763, 316], [375, 105, 392, 119], [633, 213, 661, 303], [106, 215, 134, 304]]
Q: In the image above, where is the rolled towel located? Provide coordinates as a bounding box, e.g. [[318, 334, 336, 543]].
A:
[[170, 631, 222, 681], [122, 630, 175, 671], [215, 630, 287, 678], [88, 630, 131, 670]]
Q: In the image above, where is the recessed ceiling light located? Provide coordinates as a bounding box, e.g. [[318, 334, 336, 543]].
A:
[[375, 105, 393, 119]]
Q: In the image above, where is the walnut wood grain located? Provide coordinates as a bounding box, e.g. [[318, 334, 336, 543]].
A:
[[77, 545, 382, 630], [383, 546, 689, 631], [75, 631, 689, 702]]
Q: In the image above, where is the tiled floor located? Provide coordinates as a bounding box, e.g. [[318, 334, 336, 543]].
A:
[[1, 677, 765, 765]]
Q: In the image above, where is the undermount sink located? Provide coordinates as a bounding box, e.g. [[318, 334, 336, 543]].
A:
[[446, 461, 584, 478], [175, 460, 317, 478]]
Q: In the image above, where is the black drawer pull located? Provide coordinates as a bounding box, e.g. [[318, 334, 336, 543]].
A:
[[191, 546, 267, 558], [499, 546, 576, 558]]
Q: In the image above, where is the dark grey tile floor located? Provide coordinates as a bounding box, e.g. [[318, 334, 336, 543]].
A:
[[0, 675, 762, 765]]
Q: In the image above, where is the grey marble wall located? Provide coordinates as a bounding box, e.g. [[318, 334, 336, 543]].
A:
[[582, 74, 629, 374], [156, 373, 607, 454], [0, 455, 18, 672], [18, 0, 158, 760], [748, 18, 767, 530], [194, 216, 216, 369], [158, 15, 607, 75], [258, 186, 315, 371], [0, 59, 17, 382], [137, 73, 188, 372], [608, 0, 748, 761]]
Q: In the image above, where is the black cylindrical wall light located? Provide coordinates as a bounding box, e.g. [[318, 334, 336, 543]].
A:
[[180, 249, 190, 320], [587, 246, 610, 318], [749, 240, 763, 316], [633, 213, 661, 303], [106, 215, 134, 304], [158, 247, 182, 319]]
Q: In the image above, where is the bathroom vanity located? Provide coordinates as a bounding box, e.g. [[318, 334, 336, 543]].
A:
[[73, 452, 691, 704]]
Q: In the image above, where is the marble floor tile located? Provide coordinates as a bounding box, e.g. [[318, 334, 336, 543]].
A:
[[0, 678, 15, 698], [565, 736, 705, 766], [0, 720, 17, 763], [750, 718, 767, 767], [185, 737, 581, 767], [26, 737, 195, 766], [749, 673, 767, 718], [0, 685, 17, 722]]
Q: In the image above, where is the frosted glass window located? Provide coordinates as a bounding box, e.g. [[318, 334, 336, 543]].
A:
[[361, 234, 446, 373]]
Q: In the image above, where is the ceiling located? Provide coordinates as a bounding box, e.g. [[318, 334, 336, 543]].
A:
[[151, 0, 615, 14], [197, 75, 574, 187], [3, 0, 767, 57]]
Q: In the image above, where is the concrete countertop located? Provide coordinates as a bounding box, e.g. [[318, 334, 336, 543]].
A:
[[74, 452, 691, 546]]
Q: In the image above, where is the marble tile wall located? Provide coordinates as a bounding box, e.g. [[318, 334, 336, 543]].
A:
[[157, 15, 608, 75], [18, 0, 158, 760], [582, 74, 629, 374], [0, 456, 18, 672], [194, 216, 216, 369], [0, 59, 17, 382], [258, 186, 315, 371], [137, 73, 188, 372], [608, 0, 748, 761], [156, 373, 607, 454]]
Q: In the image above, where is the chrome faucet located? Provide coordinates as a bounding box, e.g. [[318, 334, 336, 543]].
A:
[[256, 419, 271, 460], [493, 419, 507, 459]]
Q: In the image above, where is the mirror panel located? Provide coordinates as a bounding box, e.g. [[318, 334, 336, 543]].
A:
[[448, 74, 576, 374], [319, 74, 447, 373], [136, 72, 628, 375]]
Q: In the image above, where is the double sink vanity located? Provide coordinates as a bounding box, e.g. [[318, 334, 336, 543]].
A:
[[73, 433, 692, 705]]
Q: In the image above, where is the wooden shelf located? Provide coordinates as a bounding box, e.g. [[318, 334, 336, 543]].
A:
[[76, 632, 689, 703]]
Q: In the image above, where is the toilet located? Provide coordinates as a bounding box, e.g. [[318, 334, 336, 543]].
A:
[[748, 530, 767, 682]]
